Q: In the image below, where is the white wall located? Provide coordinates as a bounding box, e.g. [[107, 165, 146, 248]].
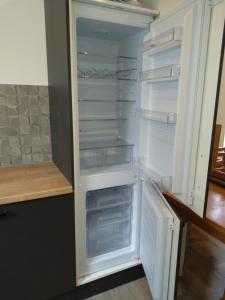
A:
[[0, 0, 185, 86], [0, 0, 48, 85], [158, 0, 184, 15]]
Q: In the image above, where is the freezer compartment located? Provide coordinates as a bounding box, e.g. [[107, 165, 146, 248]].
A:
[[87, 204, 132, 227], [80, 144, 134, 169], [86, 185, 133, 210], [87, 220, 132, 258], [142, 65, 180, 82]]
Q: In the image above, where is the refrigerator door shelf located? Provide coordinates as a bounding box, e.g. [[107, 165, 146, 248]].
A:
[[142, 27, 183, 54], [141, 65, 180, 83], [140, 109, 177, 124]]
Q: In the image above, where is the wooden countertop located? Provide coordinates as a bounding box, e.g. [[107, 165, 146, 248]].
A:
[[0, 162, 73, 206]]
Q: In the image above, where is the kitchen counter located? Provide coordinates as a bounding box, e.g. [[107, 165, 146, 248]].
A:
[[0, 162, 73, 206]]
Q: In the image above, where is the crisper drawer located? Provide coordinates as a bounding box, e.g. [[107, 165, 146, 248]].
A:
[[105, 146, 133, 165], [80, 145, 133, 169], [86, 204, 132, 227], [80, 149, 104, 169], [87, 220, 131, 258], [86, 185, 133, 210]]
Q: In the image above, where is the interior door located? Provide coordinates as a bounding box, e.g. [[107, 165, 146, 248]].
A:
[[140, 0, 212, 217], [140, 180, 180, 300]]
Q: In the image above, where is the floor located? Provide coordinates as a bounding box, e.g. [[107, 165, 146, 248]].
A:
[[206, 182, 225, 227], [87, 225, 225, 300], [177, 225, 225, 300], [87, 278, 153, 300]]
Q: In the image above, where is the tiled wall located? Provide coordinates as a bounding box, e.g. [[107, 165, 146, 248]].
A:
[[0, 84, 52, 167]]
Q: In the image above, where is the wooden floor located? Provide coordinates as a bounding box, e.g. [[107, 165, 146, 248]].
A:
[[87, 225, 225, 300], [206, 182, 225, 227], [177, 225, 225, 300]]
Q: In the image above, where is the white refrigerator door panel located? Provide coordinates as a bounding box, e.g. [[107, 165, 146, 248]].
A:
[[140, 0, 212, 216], [140, 181, 180, 300]]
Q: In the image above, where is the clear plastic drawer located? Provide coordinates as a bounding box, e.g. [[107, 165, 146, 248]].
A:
[[86, 185, 133, 210], [86, 204, 132, 227], [80, 142, 133, 169], [86, 220, 131, 258], [80, 149, 104, 169], [105, 146, 133, 166]]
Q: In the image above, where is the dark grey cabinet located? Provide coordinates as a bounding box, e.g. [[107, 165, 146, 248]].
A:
[[0, 194, 75, 300]]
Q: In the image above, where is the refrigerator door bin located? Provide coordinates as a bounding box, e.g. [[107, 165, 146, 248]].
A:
[[87, 220, 132, 258], [142, 65, 180, 82], [142, 27, 182, 54], [86, 185, 133, 210]]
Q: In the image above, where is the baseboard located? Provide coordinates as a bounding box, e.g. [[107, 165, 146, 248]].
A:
[[210, 176, 225, 188]]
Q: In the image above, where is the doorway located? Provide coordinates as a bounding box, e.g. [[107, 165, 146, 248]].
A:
[[205, 24, 225, 229]]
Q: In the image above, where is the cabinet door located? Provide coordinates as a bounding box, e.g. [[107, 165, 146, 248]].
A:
[[0, 194, 75, 300], [140, 0, 211, 216], [140, 181, 180, 300]]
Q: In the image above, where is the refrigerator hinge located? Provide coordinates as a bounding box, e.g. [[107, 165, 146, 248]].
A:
[[208, 0, 223, 7]]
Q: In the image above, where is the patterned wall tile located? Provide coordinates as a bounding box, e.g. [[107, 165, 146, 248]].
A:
[[0, 84, 52, 167]]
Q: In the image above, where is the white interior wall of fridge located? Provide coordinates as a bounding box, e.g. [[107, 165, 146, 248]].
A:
[[75, 17, 145, 284]]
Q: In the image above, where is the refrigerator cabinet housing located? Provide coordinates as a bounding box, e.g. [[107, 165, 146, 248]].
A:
[[69, 0, 213, 298]]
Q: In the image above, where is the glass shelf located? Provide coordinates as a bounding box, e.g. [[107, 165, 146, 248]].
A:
[[77, 65, 137, 81], [78, 51, 137, 62], [79, 116, 127, 121], [80, 138, 134, 150], [78, 77, 137, 82], [78, 98, 136, 103]]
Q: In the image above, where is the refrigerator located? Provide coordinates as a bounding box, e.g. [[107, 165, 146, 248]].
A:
[[69, 0, 213, 299]]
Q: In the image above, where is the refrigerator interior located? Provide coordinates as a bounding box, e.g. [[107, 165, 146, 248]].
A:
[[76, 18, 144, 174], [75, 18, 144, 282]]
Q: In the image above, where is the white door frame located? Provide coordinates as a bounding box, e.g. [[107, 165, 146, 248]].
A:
[[193, 0, 225, 217]]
